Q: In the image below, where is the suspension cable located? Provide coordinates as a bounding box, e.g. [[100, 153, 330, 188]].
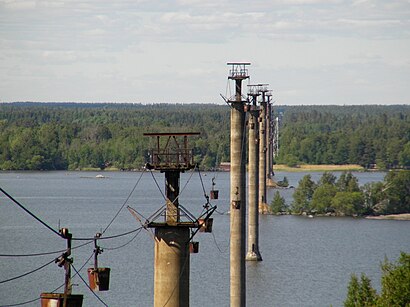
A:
[[72, 226, 143, 241], [150, 169, 166, 201], [102, 169, 146, 235], [0, 242, 95, 306], [0, 257, 56, 284], [71, 264, 109, 307], [0, 187, 61, 238], [101, 227, 143, 251], [0, 240, 93, 258], [196, 167, 209, 200]]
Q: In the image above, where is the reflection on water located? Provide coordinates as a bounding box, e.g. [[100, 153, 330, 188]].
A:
[[0, 171, 409, 307]]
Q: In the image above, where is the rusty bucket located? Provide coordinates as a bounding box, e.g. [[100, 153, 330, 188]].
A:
[[198, 218, 213, 233], [87, 267, 110, 291], [40, 293, 83, 307], [210, 190, 219, 200], [189, 241, 199, 253]]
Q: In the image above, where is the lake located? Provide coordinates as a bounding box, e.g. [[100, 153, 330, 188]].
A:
[[0, 170, 409, 307]]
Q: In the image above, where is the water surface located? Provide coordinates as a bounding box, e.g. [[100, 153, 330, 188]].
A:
[[0, 171, 408, 307]]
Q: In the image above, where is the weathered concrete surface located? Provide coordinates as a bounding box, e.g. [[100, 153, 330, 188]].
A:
[[246, 109, 262, 261], [154, 227, 190, 307]]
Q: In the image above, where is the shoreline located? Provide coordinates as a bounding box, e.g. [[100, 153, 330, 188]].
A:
[[365, 213, 410, 221], [273, 164, 365, 172]]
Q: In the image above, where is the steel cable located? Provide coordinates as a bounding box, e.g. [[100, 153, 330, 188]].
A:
[[0, 251, 95, 307], [102, 169, 146, 235], [0, 257, 56, 284], [0, 240, 93, 258], [71, 226, 143, 241], [0, 187, 61, 238], [101, 227, 143, 251], [71, 264, 109, 307]]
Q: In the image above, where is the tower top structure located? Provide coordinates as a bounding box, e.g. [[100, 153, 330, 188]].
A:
[[144, 132, 199, 172], [227, 62, 250, 80]]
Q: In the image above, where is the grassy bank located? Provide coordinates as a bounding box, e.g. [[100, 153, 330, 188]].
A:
[[273, 164, 365, 172]]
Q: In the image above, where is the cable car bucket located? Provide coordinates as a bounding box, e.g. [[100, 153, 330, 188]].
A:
[[210, 177, 219, 200], [87, 233, 110, 291]]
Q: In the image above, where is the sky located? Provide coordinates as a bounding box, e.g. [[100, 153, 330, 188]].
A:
[[1, 0, 409, 105]]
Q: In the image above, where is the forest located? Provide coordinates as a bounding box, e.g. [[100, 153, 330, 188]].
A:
[[0, 103, 409, 171], [275, 105, 410, 169], [286, 170, 410, 216]]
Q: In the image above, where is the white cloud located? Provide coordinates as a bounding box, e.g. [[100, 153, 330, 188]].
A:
[[1, 0, 36, 10], [1, 0, 409, 104]]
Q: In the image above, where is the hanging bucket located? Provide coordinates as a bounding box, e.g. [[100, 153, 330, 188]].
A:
[[198, 218, 213, 233], [210, 190, 219, 200], [189, 241, 199, 253], [40, 293, 83, 307], [87, 267, 111, 291]]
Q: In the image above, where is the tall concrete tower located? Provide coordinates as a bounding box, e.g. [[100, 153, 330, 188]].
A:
[[246, 85, 262, 261], [266, 98, 272, 180], [227, 62, 250, 307], [266, 95, 275, 188], [144, 132, 215, 307], [258, 85, 269, 212]]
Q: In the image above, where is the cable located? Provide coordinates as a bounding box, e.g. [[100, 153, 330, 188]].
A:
[[0, 249, 66, 258], [166, 165, 197, 207], [212, 231, 225, 255], [150, 169, 167, 201], [0, 257, 56, 284], [0, 296, 40, 307], [102, 227, 143, 251], [197, 167, 209, 201], [215, 208, 228, 215], [178, 166, 196, 199], [102, 169, 146, 235], [71, 264, 108, 307], [0, 187, 61, 238], [0, 245, 95, 307], [0, 240, 92, 258], [72, 226, 143, 241]]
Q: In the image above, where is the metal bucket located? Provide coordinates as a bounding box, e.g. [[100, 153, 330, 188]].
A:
[[87, 267, 110, 291], [189, 241, 199, 253], [198, 218, 213, 233], [210, 190, 219, 199], [40, 293, 83, 307]]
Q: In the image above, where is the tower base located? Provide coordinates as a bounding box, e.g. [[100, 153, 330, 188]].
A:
[[245, 250, 263, 261]]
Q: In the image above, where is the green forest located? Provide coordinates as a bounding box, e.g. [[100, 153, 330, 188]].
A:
[[0, 103, 409, 171], [275, 105, 410, 169]]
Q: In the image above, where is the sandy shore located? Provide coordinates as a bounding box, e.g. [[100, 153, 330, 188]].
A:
[[365, 213, 410, 220], [274, 164, 364, 172]]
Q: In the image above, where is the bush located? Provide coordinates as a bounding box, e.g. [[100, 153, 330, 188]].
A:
[[271, 191, 286, 214]]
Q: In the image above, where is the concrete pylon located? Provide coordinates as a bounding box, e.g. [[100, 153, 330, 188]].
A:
[[266, 98, 276, 188], [144, 132, 201, 307], [153, 170, 190, 307], [266, 101, 272, 180], [246, 87, 262, 261], [259, 87, 268, 213], [227, 62, 249, 307]]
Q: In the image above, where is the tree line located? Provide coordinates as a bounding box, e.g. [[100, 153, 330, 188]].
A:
[[0, 103, 230, 170], [0, 103, 409, 170], [274, 105, 410, 169], [273, 170, 410, 216]]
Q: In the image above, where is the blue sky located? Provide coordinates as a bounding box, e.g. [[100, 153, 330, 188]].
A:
[[1, 0, 409, 105]]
